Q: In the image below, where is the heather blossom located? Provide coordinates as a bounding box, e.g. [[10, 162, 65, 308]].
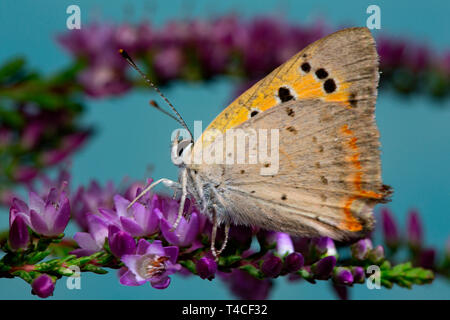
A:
[[11, 189, 70, 237], [120, 239, 181, 289]]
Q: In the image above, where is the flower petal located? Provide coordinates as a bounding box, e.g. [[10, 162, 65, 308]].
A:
[[86, 214, 108, 246], [147, 240, 165, 256], [160, 218, 180, 245], [150, 276, 171, 289], [114, 195, 131, 217], [29, 209, 49, 235], [120, 254, 145, 281], [119, 270, 147, 286], [135, 238, 151, 255], [28, 192, 44, 213], [51, 196, 70, 235], [74, 232, 100, 251], [12, 197, 29, 213], [164, 246, 179, 264], [120, 216, 144, 236]]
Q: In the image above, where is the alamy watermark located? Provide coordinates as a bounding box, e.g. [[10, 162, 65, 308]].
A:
[[171, 121, 280, 175], [66, 5, 81, 30], [366, 265, 381, 289], [366, 5, 381, 30], [66, 265, 81, 290]]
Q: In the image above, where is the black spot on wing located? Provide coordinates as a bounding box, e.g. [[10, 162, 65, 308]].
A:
[[315, 68, 328, 79], [300, 62, 311, 73], [278, 87, 295, 103], [323, 79, 337, 93]]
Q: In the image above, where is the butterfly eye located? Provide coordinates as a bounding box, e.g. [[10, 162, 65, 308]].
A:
[[177, 139, 193, 157]]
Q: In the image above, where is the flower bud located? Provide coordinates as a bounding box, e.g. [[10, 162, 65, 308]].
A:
[[261, 254, 283, 278], [196, 257, 217, 280], [311, 256, 336, 280], [407, 210, 422, 248], [352, 266, 365, 283], [284, 252, 304, 273], [333, 267, 354, 285], [419, 248, 435, 269], [108, 226, 136, 258], [9, 214, 29, 251], [381, 208, 399, 248], [310, 237, 337, 258], [275, 232, 294, 256], [31, 274, 55, 298], [368, 245, 385, 263], [351, 238, 373, 260]]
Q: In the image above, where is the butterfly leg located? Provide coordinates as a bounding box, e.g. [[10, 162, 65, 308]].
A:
[[210, 207, 231, 261], [193, 172, 208, 213], [127, 178, 180, 209], [171, 167, 188, 230]]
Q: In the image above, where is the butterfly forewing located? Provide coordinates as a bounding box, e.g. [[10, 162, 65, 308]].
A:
[[189, 27, 391, 240]]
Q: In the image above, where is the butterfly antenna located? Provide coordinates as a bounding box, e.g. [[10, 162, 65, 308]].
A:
[[149, 100, 185, 126], [119, 49, 193, 140]]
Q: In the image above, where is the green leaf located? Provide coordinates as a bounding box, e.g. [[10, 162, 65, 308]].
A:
[[0, 58, 26, 82], [180, 260, 197, 274]]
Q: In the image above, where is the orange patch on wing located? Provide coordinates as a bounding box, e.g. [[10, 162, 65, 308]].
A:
[[199, 62, 354, 149], [339, 124, 383, 231]]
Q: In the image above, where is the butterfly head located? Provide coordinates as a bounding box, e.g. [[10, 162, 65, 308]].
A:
[[171, 134, 193, 167]]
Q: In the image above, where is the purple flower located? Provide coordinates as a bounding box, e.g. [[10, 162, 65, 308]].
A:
[[12, 166, 39, 183], [153, 47, 184, 80], [71, 180, 117, 230], [311, 256, 336, 280], [105, 194, 162, 237], [108, 225, 136, 258], [58, 24, 115, 58], [21, 121, 44, 149], [9, 209, 29, 251], [275, 232, 294, 256], [419, 248, 435, 270], [114, 24, 139, 52], [160, 211, 200, 247], [11, 189, 70, 237], [351, 239, 373, 260], [196, 256, 217, 280], [72, 214, 109, 257], [310, 237, 337, 258], [220, 269, 272, 300], [78, 64, 131, 98], [381, 208, 399, 248], [407, 209, 423, 248], [261, 254, 283, 278], [120, 239, 181, 289], [333, 267, 354, 285], [352, 266, 365, 283], [284, 252, 304, 273], [377, 36, 407, 68], [31, 274, 55, 298], [368, 245, 385, 263]]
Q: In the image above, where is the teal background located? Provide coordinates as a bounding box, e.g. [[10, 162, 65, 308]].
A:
[[0, 0, 449, 299]]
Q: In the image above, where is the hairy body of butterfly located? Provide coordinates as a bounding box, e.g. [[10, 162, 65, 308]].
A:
[[130, 27, 392, 257]]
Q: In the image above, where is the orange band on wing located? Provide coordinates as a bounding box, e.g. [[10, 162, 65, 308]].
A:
[[339, 124, 383, 231]]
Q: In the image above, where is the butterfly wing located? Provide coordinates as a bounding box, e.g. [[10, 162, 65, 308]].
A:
[[195, 27, 379, 152], [213, 98, 390, 239], [190, 27, 391, 239]]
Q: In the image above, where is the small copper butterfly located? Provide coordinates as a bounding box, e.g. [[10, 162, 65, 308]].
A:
[[121, 27, 392, 258]]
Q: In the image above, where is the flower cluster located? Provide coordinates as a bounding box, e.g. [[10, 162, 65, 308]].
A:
[[0, 58, 91, 204], [0, 170, 444, 299], [57, 15, 450, 98]]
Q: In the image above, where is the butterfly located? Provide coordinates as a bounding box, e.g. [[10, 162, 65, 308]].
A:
[[121, 27, 392, 258]]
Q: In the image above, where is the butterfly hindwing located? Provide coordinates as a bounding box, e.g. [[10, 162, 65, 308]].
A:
[[210, 98, 390, 239]]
